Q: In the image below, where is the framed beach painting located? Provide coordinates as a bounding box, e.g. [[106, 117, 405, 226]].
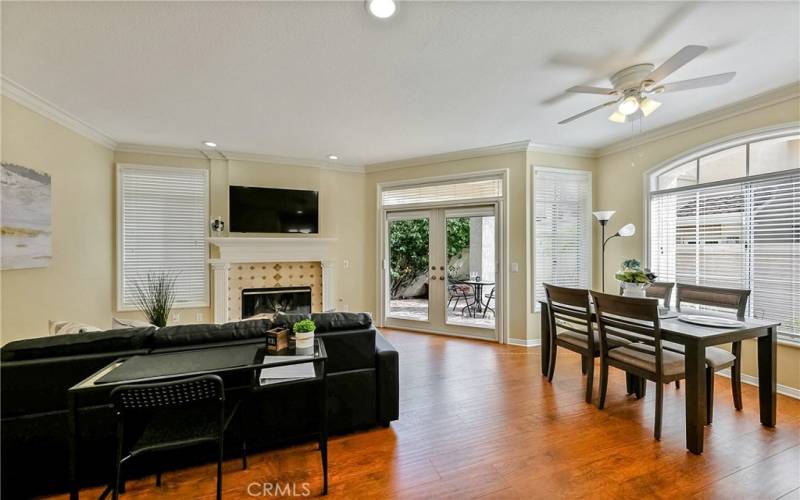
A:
[[1, 162, 52, 270]]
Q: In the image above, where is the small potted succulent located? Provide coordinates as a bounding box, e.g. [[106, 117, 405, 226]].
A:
[[293, 319, 316, 351], [615, 259, 657, 298]]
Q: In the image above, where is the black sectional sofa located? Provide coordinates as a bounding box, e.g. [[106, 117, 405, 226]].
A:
[[0, 312, 399, 498]]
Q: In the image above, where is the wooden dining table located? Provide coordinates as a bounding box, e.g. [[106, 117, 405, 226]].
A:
[[538, 300, 780, 454]]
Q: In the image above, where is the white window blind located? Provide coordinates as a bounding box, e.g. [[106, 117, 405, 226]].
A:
[[533, 168, 592, 309], [650, 170, 800, 340], [382, 177, 502, 207], [118, 165, 209, 309]]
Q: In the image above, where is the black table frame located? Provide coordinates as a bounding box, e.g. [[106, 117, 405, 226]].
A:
[[539, 301, 778, 454], [67, 340, 328, 499], [461, 280, 495, 316]]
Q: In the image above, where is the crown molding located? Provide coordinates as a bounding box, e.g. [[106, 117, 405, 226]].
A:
[[223, 150, 364, 173], [1, 75, 118, 149], [365, 140, 531, 172], [597, 82, 800, 158], [527, 142, 597, 158], [115, 143, 365, 172]]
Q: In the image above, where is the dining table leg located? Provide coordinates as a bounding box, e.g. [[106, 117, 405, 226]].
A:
[[68, 392, 80, 500], [684, 340, 707, 454], [540, 303, 550, 376], [757, 326, 777, 427]]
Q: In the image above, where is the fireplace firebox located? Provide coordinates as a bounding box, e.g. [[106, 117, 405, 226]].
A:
[[241, 286, 312, 319]]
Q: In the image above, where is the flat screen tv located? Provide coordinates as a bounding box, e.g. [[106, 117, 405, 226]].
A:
[[229, 186, 319, 234]]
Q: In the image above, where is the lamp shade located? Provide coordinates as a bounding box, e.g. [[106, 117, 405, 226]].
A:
[[618, 223, 636, 237], [593, 211, 616, 222]]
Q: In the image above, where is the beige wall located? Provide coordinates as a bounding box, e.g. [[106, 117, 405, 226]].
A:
[[1, 96, 115, 342], [1, 98, 369, 342], [595, 96, 800, 391]]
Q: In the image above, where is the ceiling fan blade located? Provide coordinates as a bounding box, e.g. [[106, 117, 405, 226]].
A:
[[566, 85, 616, 95], [659, 72, 736, 93], [559, 99, 619, 125], [647, 45, 708, 83]]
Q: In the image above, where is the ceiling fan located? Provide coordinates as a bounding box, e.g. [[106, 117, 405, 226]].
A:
[[558, 45, 735, 125]]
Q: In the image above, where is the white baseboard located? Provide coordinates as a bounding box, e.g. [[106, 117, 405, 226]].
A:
[[716, 368, 800, 400], [507, 338, 541, 347]]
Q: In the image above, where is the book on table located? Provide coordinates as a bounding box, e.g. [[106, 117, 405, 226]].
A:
[[258, 356, 315, 386]]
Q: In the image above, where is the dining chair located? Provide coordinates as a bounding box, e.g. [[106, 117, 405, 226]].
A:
[[590, 291, 687, 440], [109, 374, 247, 500], [545, 284, 631, 404], [673, 283, 750, 422]]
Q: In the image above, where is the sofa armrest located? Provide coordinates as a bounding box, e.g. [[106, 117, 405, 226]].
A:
[[374, 331, 399, 426]]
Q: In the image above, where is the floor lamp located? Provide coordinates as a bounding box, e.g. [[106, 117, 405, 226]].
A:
[[593, 211, 636, 292]]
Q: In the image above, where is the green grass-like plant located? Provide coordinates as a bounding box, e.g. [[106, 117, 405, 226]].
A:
[[293, 319, 316, 333], [132, 271, 178, 328]]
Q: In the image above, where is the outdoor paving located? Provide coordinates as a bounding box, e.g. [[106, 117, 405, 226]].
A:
[[388, 298, 495, 329]]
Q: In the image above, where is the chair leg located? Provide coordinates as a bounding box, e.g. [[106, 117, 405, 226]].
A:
[[598, 359, 609, 409], [156, 471, 162, 487], [706, 367, 715, 425], [113, 462, 122, 500], [240, 407, 248, 470], [585, 357, 594, 404], [732, 341, 743, 411], [655, 382, 664, 441], [635, 377, 647, 399], [217, 435, 224, 500], [626, 373, 635, 395], [581, 356, 588, 376], [675, 380, 680, 389], [547, 343, 557, 382]]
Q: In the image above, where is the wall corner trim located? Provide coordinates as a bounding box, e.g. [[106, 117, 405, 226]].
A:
[[1, 75, 118, 149]]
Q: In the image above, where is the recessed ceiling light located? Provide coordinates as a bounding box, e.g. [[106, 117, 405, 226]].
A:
[[366, 0, 396, 19], [203, 141, 217, 148], [327, 154, 339, 160]]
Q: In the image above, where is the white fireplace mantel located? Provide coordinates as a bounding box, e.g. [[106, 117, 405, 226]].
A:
[[208, 236, 338, 323]]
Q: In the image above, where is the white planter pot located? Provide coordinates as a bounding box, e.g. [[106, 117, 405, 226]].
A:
[[620, 281, 649, 298], [295, 330, 315, 349]]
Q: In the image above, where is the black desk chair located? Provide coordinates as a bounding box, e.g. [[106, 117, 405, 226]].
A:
[[110, 374, 246, 500]]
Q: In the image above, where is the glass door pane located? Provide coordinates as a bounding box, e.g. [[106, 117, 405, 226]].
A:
[[445, 210, 496, 330], [386, 215, 430, 322]]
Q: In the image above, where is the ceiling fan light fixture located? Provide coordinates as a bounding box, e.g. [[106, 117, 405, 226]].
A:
[[366, 0, 396, 18], [608, 111, 627, 123], [618, 95, 640, 115], [639, 98, 662, 117]]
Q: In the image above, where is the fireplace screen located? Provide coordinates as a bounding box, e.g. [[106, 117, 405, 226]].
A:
[[241, 286, 312, 319]]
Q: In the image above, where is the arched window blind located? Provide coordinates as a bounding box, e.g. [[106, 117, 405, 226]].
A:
[[117, 165, 209, 310], [649, 133, 800, 340], [533, 167, 593, 310]]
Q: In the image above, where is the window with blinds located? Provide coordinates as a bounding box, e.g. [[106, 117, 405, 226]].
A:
[[382, 177, 502, 207], [533, 167, 592, 310], [649, 139, 800, 341], [117, 165, 209, 310]]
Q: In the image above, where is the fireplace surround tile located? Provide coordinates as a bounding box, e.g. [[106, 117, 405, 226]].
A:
[[227, 261, 322, 321]]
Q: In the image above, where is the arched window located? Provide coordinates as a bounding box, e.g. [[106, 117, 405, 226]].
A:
[[646, 126, 800, 341]]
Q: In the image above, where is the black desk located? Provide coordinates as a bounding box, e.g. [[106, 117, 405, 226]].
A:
[[68, 339, 328, 498], [539, 301, 779, 454]]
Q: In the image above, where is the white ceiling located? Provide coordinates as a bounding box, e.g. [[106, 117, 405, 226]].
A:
[[2, 1, 798, 165]]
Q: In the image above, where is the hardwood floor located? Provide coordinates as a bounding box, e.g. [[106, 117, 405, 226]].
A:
[[55, 329, 800, 499]]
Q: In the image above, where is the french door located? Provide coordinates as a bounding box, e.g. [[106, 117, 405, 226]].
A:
[[383, 205, 499, 341]]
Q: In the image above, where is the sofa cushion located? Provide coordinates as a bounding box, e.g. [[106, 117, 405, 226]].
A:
[[152, 319, 271, 349], [272, 312, 311, 330], [312, 312, 372, 333], [0, 327, 156, 362]]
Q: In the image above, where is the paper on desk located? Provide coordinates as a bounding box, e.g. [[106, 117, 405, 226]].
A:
[[258, 356, 314, 385]]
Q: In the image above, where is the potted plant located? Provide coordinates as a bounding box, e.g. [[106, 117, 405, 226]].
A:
[[615, 259, 657, 298], [293, 319, 316, 350], [132, 271, 178, 327]]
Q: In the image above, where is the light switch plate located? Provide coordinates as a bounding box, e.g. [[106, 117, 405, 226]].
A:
[[511, 262, 519, 272]]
